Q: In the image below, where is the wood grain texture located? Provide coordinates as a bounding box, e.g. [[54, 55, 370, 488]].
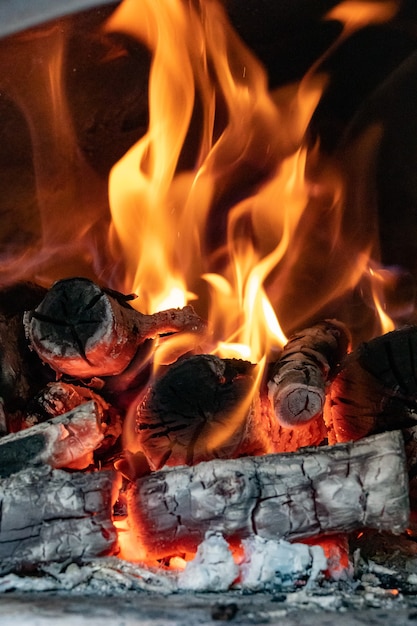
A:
[[127, 430, 409, 558], [0, 466, 116, 574]]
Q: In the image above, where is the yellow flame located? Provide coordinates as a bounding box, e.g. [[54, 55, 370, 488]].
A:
[[369, 266, 396, 334], [106, 0, 392, 368], [103, 0, 407, 565], [107, 0, 200, 313]]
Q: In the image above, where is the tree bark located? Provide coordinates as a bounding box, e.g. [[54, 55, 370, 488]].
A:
[[0, 465, 117, 574], [126, 430, 409, 559]]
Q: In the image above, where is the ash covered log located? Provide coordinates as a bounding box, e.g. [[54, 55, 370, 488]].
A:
[[0, 400, 105, 475], [268, 319, 350, 427], [23, 277, 206, 378], [134, 354, 280, 471], [0, 282, 55, 432], [325, 325, 417, 444], [0, 465, 116, 574], [126, 430, 409, 558], [24, 381, 122, 456]]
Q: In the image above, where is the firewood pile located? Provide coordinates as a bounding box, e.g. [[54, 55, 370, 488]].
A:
[[0, 276, 416, 580]]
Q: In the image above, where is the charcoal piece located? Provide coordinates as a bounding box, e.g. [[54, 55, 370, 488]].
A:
[[326, 325, 417, 444], [24, 381, 122, 455], [0, 282, 55, 430], [0, 400, 105, 476]]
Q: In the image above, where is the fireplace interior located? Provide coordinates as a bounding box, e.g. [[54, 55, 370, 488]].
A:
[[2, 1, 417, 625]]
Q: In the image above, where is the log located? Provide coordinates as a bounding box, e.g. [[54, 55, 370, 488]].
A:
[[24, 381, 122, 457], [23, 277, 207, 378], [131, 353, 327, 474], [133, 354, 280, 471], [126, 430, 409, 559], [325, 325, 417, 444], [0, 465, 117, 574], [0, 400, 105, 475], [0, 282, 55, 431], [268, 319, 350, 427]]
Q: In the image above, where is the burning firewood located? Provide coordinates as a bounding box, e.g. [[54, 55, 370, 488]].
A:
[[24, 381, 122, 456], [0, 400, 106, 474], [268, 319, 350, 427], [126, 430, 409, 559], [132, 353, 327, 473], [0, 465, 116, 575], [134, 354, 274, 470], [325, 325, 417, 444], [0, 282, 55, 432], [23, 277, 206, 378]]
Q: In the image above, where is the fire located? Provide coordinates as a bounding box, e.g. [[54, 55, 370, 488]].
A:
[[103, 0, 397, 564], [103, 2, 405, 563], [0, 0, 408, 568], [326, 1, 399, 34], [0, 0, 400, 360], [105, 0, 344, 370], [368, 266, 396, 334]]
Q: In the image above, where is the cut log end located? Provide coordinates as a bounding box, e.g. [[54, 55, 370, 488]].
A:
[[268, 319, 350, 428], [23, 278, 139, 377], [24, 278, 207, 378], [268, 380, 324, 426], [134, 354, 264, 470], [325, 325, 417, 445]]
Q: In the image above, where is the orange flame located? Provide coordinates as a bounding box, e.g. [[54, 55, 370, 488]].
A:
[[327, 1, 399, 34], [105, 0, 336, 368], [368, 266, 396, 334], [92, 0, 403, 570]]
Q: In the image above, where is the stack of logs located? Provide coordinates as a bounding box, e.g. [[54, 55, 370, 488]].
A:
[[0, 276, 415, 574]]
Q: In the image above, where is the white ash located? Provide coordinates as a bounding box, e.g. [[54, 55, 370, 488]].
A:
[[239, 536, 327, 591], [177, 532, 239, 592], [177, 532, 327, 592], [0, 558, 177, 595]]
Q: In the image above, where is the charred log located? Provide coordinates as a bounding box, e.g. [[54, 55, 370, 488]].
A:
[[23, 277, 206, 378], [325, 325, 417, 444], [0, 400, 106, 475], [0, 465, 116, 575], [132, 353, 327, 474], [268, 319, 350, 427], [127, 430, 409, 559], [0, 282, 55, 432], [24, 381, 122, 456], [134, 354, 274, 471]]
